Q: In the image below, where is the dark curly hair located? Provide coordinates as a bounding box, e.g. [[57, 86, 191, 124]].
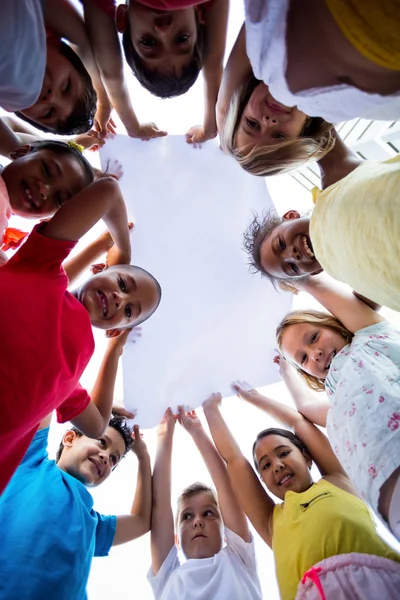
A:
[[27, 139, 94, 186], [252, 427, 311, 472], [122, 14, 205, 98], [16, 41, 97, 135], [55, 416, 133, 463]]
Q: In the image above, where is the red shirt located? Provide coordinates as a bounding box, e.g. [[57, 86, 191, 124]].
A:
[[86, 0, 209, 17], [0, 225, 94, 493]]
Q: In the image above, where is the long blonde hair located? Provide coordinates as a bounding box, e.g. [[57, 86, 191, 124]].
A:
[[220, 75, 335, 177], [276, 310, 354, 391]]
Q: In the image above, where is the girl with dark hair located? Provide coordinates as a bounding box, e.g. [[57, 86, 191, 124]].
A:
[[202, 360, 400, 600]]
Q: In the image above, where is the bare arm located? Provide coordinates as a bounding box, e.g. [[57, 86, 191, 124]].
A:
[[64, 230, 114, 286], [297, 273, 384, 333], [71, 329, 131, 438], [114, 426, 152, 545], [151, 410, 176, 575], [42, 177, 131, 265], [178, 403, 250, 542], [232, 380, 348, 482], [202, 399, 274, 547], [216, 24, 252, 133]]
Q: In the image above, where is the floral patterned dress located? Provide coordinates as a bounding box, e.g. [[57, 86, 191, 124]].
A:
[[325, 321, 400, 513]]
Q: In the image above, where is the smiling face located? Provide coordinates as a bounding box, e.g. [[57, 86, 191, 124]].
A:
[[254, 434, 313, 500], [18, 38, 84, 131], [119, 2, 198, 77], [57, 426, 126, 486], [1, 147, 89, 219], [280, 323, 348, 379], [235, 83, 308, 151], [259, 211, 321, 278], [75, 265, 160, 330], [177, 492, 223, 559]]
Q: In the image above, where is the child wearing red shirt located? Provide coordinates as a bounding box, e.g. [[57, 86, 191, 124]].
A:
[[0, 176, 162, 493]]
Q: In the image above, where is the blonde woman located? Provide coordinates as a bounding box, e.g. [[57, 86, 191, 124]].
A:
[[217, 25, 334, 176], [275, 274, 400, 542]]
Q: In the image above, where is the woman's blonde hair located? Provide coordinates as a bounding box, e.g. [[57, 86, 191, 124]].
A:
[[276, 310, 354, 391], [220, 75, 335, 177]]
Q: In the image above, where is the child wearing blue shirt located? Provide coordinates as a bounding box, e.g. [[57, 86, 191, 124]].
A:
[[0, 404, 151, 600]]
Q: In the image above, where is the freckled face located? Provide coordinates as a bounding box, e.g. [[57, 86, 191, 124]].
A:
[[125, 3, 197, 77], [178, 492, 223, 559], [254, 434, 313, 499], [76, 265, 160, 330], [235, 83, 308, 151], [259, 215, 321, 278], [280, 323, 348, 379]]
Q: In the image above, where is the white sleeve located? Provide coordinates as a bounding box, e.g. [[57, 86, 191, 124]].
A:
[[147, 545, 180, 600], [224, 527, 259, 574]]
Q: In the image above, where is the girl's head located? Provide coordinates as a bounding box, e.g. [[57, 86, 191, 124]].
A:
[[1, 140, 94, 219], [244, 209, 321, 286], [276, 310, 353, 390], [253, 428, 313, 500], [220, 76, 335, 176], [176, 482, 223, 559]]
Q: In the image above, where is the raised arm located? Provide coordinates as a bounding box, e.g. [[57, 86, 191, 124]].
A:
[[71, 328, 132, 438], [42, 177, 131, 265], [113, 425, 152, 545], [151, 409, 176, 575], [202, 396, 274, 547], [297, 273, 384, 333], [216, 23, 252, 133], [232, 380, 350, 485], [273, 356, 330, 427], [178, 402, 250, 542]]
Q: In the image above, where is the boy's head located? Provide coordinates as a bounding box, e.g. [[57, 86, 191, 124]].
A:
[[1, 140, 94, 219], [74, 264, 162, 334], [117, 2, 205, 98], [56, 416, 133, 486], [15, 38, 97, 135], [243, 209, 322, 285], [176, 483, 223, 559]]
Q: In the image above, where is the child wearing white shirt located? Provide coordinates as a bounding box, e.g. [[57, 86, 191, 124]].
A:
[[148, 403, 262, 600]]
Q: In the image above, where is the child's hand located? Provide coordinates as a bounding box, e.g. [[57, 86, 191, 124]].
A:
[[74, 130, 106, 152], [130, 122, 168, 141], [201, 392, 222, 411], [273, 353, 294, 379], [94, 96, 115, 137], [157, 408, 176, 437], [105, 158, 123, 181], [232, 381, 261, 403], [131, 424, 148, 459], [178, 406, 203, 434], [105, 326, 141, 352], [185, 125, 217, 147], [112, 405, 136, 419]]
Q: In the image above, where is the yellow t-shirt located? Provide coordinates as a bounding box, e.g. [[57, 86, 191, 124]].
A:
[[310, 154, 400, 312], [324, 0, 400, 70], [272, 479, 399, 600]]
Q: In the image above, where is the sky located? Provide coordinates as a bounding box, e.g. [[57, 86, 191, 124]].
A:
[[4, 0, 400, 598]]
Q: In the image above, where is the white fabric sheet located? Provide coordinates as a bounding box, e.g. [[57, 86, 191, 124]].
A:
[[100, 135, 292, 428]]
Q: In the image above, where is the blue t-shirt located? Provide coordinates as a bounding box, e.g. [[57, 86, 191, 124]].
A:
[[0, 428, 116, 600]]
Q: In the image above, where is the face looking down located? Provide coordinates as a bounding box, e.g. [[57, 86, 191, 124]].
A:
[[235, 83, 308, 151], [177, 491, 224, 559], [259, 211, 321, 279]]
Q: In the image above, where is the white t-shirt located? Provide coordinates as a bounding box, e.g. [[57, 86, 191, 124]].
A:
[[148, 528, 262, 600], [1, 0, 46, 111]]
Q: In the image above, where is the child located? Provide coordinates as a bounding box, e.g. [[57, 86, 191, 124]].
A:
[[0, 118, 94, 230], [80, 0, 228, 144], [149, 406, 262, 599], [243, 134, 400, 312], [275, 274, 400, 541], [217, 25, 335, 176], [0, 402, 151, 599], [202, 369, 400, 599], [0, 175, 162, 493]]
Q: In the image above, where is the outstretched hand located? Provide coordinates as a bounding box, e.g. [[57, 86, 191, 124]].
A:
[[273, 352, 294, 379], [131, 123, 168, 141], [158, 407, 177, 438], [201, 392, 222, 411], [112, 405, 136, 419], [177, 406, 203, 433], [231, 380, 260, 402], [105, 326, 141, 349], [185, 125, 217, 147], [131, 424, 148, 459]]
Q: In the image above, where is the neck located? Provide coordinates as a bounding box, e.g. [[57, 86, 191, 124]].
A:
[[317, 131, 362, 189]]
